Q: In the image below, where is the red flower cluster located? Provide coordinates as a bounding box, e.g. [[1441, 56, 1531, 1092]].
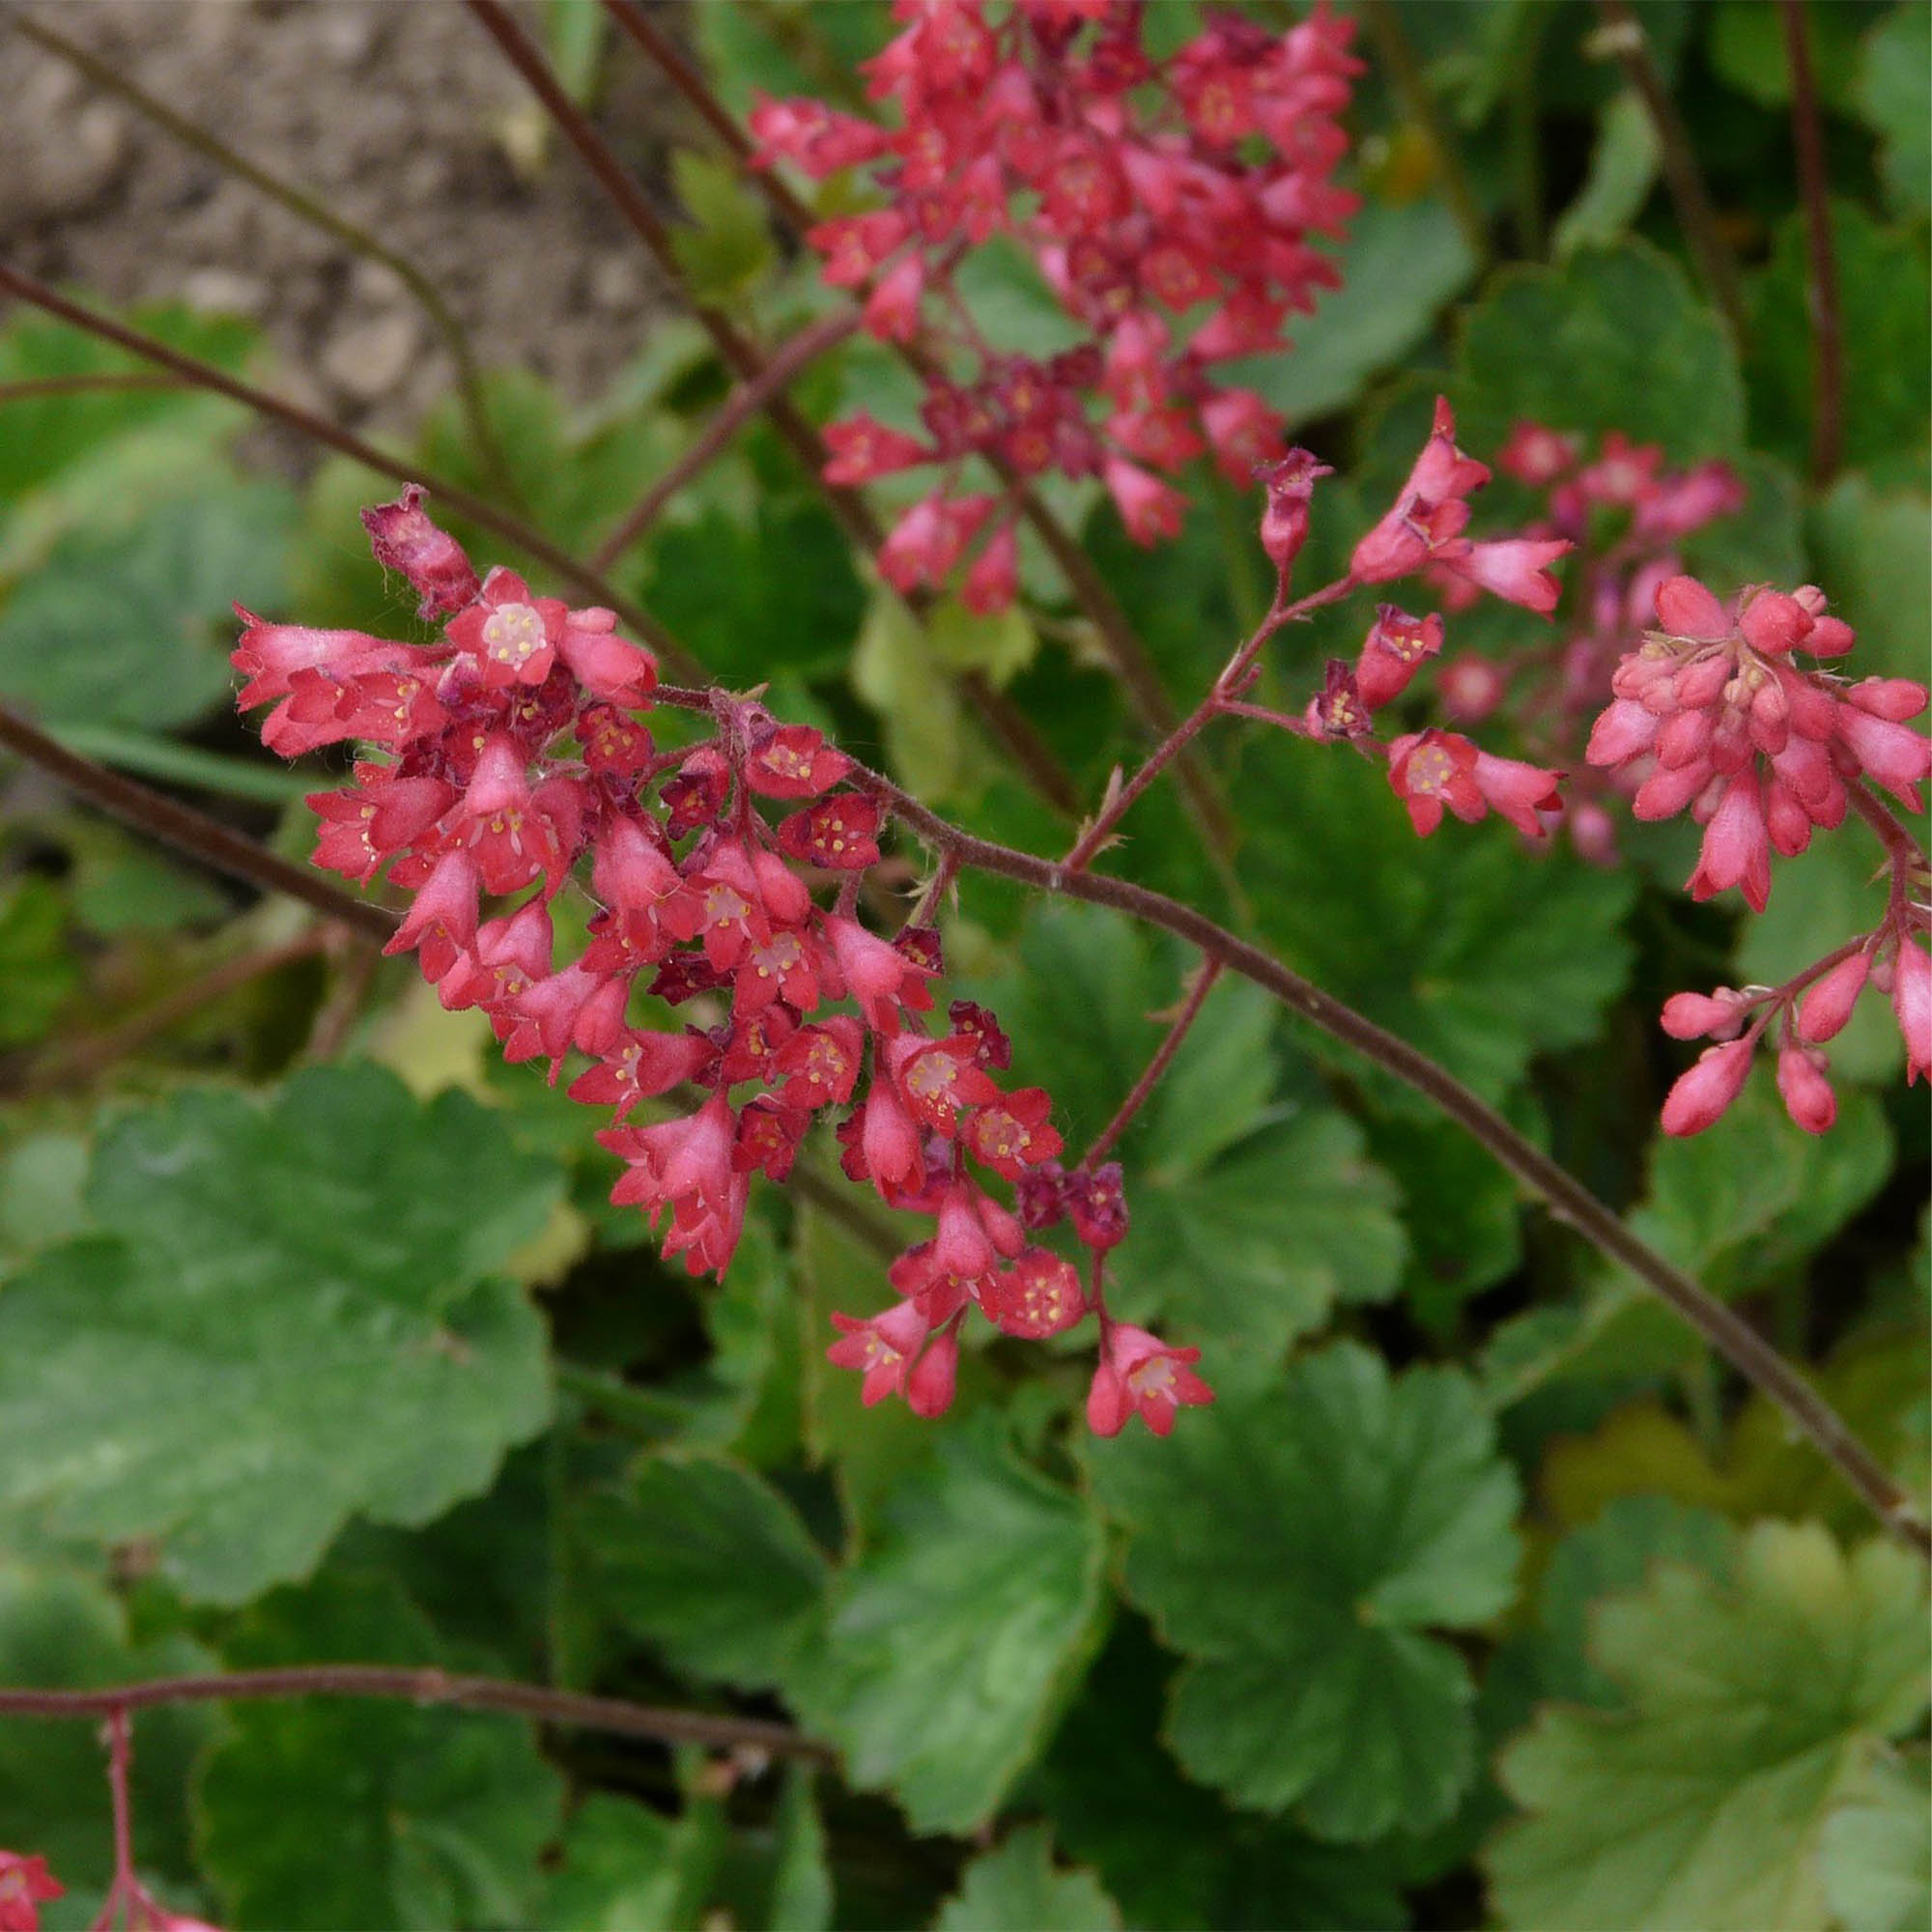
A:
[[0, 1853, 60, 1932], [236, 491, 1209, 1436], [1587, 571, 1931, 1134], [753, 0, 1362, 605]]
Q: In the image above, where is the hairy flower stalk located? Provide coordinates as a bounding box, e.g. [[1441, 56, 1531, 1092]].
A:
[[236, 492, 1204, 1435]]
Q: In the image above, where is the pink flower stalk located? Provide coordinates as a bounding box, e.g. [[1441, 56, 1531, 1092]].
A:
[[1086, 1323, 1215, 1437], [753, 0, 1363, 605]]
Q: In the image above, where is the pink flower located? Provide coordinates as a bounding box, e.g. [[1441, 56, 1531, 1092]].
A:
[[359, 484, 480, 616], [0, 1853, 62, 1932], [444, 567, 565, 687], [1086, 1323, 1214, 1436], [1103, 457, 1186, 546], [826, 1298, 929, 1406], [1386, 728, 1484, 837], [1254, 447, 1331, 579], [1353, 604, 1441, 710], [1687, 769, 1772, 912]]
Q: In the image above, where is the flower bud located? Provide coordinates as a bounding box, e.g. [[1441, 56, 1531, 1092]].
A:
[[1893, 940, 1931, 1084], [1661, 1037, 1754, 1136], [1255, 448, 1332, 578], [907, 1330, 959, 1417], [1776, 1044, 1836, 1135], [1798, 952, 1871, 1042], [1661, 989, 1747, 1040]]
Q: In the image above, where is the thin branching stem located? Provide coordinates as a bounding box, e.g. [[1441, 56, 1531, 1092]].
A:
[[590, 310, 861, 572], [1081, 957, 1224, 1168], [0, 1670, 834, 1762], [5, 5, 525, 506], [0, 701, 398, 943], [1780, 0, 1843, 483], [0, 263, 706, 681], [1591, 0, 1747, 340]]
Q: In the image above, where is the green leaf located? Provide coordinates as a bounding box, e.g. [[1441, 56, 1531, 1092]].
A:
[[1487, 1522, 1931, 1931], [1366, 1112, 1525, 1333], [0, 480, 293, 729], [1620, 1072, 1892, 1298], [578, 1453, 828, 1691], [543, 0, 610, 104], [670, 151, 777, 304], [1111, 1111, 1406, 1374], [1806, 473, 1932, 685], [1087, 1342, 1520, 1841], [197, 1571, 564, 1931], [786, 1417, 1108, 1833], [935, 1825, 1122, 1932], [0, 1560, 216, 1929], [1552, 93, 1661, 260], [1749, 205, 1931, 483], [1709, 0, 1863, 108], [1226, 199, 1475, 426], [1857, 6, 1931, 217], [644, 497, 865, 686], [768, 1767, 834, 1932], [0, 877, 77, 1048], [1524, 1497, 1741, 1708], [849, 586, 971, 801], [1822, 1751, 1931, 1932], [1679, 448, 1806, 589], [1034, 1614, 1413, 1931], [925, 596, 1038, 687], [0, 305, 257, 573], [538, 1795, 688, 1932], [1239, 746, 1637, 1109], [0, 1065, 561, 1601], [1455, 242, 1746, 459]]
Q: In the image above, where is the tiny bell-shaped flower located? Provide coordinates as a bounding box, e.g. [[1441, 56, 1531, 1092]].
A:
[[1086, 1323, 1215, 1438], [1254, 448, 1331, 580], [1893, 939, 1931, 1084]]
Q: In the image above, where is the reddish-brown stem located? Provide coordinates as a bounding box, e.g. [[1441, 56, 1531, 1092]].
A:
[[5, 667, 1922, 1550], [1216, 699, 1315, 735], [0, 702, 399, 944], [1780, 0, 1842, 483], [0, 1669, 832, 1762], [7, 5, 523, 507], [26, 927, 340, 1093], [598, 0, 819, 238], [98, 1709, 133, 1932], [1845, 775, 1929, 880], [1591, 0, 1747, 341], [0, 262, 706, 683], [0, 372, 185, 403], [1060, 575, 1352, 873], [590, 310, 862, 572], [1082, 958, 1224, 1168]]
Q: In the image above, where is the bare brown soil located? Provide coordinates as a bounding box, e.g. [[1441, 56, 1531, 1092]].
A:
[[2, 0, 689, 438]]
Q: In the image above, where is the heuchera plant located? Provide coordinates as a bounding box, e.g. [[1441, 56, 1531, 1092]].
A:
[[235, 487, 1212, 1438]]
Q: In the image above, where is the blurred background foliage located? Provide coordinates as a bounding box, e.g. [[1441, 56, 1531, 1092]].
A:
[[0, 2, 1924, 1927]]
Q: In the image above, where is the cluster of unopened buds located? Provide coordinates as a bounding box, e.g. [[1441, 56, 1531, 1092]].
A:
[[1586, 572, 1931, 1134], [753, 0, 1362, 606], [233, 489, 1210, 1437]]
